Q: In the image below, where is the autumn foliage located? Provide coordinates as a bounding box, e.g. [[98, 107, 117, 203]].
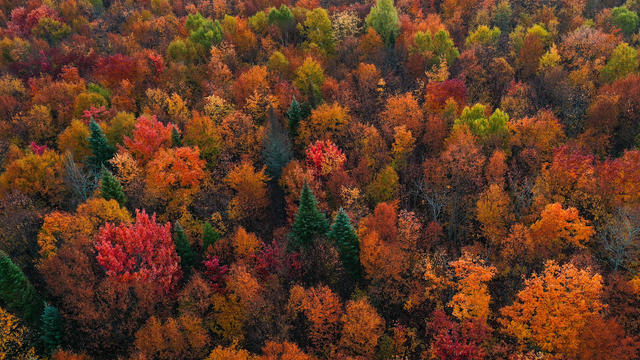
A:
[[2, 0, 640, 359], [95, 210, 181, 292]]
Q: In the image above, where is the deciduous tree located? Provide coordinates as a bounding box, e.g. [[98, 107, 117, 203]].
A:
[[528, 202, 594, 260], [448, 251, 496, 322], [123, 115, 174, 164], [339, 297, 384, 357], [365, 0, 400, 47], [95, 210, 181, 292], [224, 160, 270, 223], [288, 285, 343, 351], [0, 306, 38, 360], [499, 261, 604, 358]]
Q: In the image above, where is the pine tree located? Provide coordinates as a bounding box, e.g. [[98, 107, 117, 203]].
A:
[[174, 222, 198, 278], [329, 208, 362, 278], [202, 222, 220, 253], [0, 252, 43, 324], [87, 120, 115, 173], [100, 167, 126, 206], [171, 126, 182, 147], [287, 98, 303, 139], [290, 183, 329, 250], [264, 106, 292, 179], [40, 304, 63, 353]]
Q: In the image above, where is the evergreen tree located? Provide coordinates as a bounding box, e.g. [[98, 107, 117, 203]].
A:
[[287, 98, 303, 139], [202, 222, 220, 253], [329, 208, 362, 278], [171, 126, 182, 147], [264, 106, 292, 179], [0, 252, 43, 324], [174, 222, 198, 278], [40, 304, 63, 353], [87, 120, 115, 173], [100, 167, 126, 206], [290, 183, 329, 250]]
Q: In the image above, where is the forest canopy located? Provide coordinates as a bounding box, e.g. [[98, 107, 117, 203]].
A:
[[1, 0, 640, 359]]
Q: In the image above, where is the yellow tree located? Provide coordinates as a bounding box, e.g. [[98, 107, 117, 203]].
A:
[[380, 92, 423, 140], [476, 184, 512, 245], [231, 227, 261, 263], [499, 261, 604, 358], [57, 119, 90, 161], [339, 297, 385, 357], [0, 149, 65, 207], [288, 285, 344, 351], [259, 341, 316, 360], [298, 103, 350, 146], [206, 343, 255, 360], [133, 314, 210, 360], [38, 198, 131, 259], [448, 251, 497, 322], [358, 202, 405, 284], [145, 146, 206, 216], [224, 161, 270, 223], [0, 306, 38, 360], [391, 126, 416, 171], [528, 202, 594, 260]]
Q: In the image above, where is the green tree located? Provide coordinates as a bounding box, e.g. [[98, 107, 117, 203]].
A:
[[263, 106, 292, 179], [465, 25, 501, 47], [611, 7, 639, 36], [174, 222, 198, 278], [268, 5, 295, 32], [412, 29, 459, 69], [171, 126, 182, 147], [100, 168, 126, 206], [290, 183, 329, 250], [454, 104, 510, 150], [303, 8, 335, 56], [203, 222, 220, 253], [186, 12, 223, 52], [365, 0, 400, 47], [87, 120, 115, 173], [329, 208, 361, 278], [601, 42, 639, 83], [492, 0, 512, 31], [0, 252, 43, 325], [40, 304, 63, 353], [294, 58, 325, 106], [366, 165, 399, 204], [287, 97, 308, 139], [167, 38, 199, 63]]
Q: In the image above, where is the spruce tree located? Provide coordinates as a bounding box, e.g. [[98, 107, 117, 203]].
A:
[[329, 208, 362, 278], [290, 183, 329, 250], [202, 222, 220, 253], [174, 222, 198, 277], [100, 167, 126, 206], [171, 126, 182, 147], [87, 120, 115, 173], [40, 304, 63, 353], [264, 106, 292, 179], [0, 252, 43, 324], [287, 98, 303, 139]]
